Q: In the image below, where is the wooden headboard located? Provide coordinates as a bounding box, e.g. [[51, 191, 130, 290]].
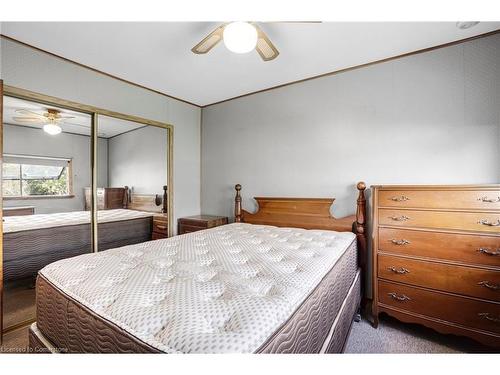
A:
[[123, 185, 168, 213], [234, 182, 367, 305]]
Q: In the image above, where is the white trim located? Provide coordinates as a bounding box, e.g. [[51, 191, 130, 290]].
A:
[[29, 323, 60, 353], [4, 153, 71, 162]]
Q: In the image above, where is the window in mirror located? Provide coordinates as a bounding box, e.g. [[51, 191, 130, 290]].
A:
[[2, 95, 91, 332], [2, 155, 72, 198]]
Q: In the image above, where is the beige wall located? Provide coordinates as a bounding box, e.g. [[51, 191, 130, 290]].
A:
[[200, 33, 500, 295], [108, 126, 168, 195]]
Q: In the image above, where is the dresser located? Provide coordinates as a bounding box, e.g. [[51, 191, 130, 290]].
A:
[[3, 206, 35, 216], [372, 185, 500, 348], [178, 215, 228, 235], [152, 213, 169, 240], [84, 187, 126, 210]]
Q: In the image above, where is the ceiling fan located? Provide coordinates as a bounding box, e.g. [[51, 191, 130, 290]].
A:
[[14, 108, 76, 135], [191, 22, 280, 61]]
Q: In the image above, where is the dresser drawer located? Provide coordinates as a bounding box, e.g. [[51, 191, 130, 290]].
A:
[[178, 224, 203, 234], [152, 217, 168, 235], [378, 254, 500, 301], [378, 228, 500, 267], [379, 190, 500, 210], [178, 216, 228, 235], [378, 280, 500, 334], [152, 232, 168, 240], [379, 209, 500, 233], [179, 219, 209, 228], [3, 206, 35, 216]]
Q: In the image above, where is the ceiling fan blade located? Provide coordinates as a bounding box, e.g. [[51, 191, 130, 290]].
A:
[[191, 24, 225, 54], [13, 116, 47, 123], [58, 116, 77, 120], [253, 25, 279, 61], [14, 109, 47, 119]]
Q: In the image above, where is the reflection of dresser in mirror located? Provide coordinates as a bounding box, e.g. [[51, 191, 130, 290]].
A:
[[3, 206, 35, 216], [84, 187, 126, 210]]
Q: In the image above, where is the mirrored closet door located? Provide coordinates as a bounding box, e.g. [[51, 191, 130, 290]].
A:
[[0, 86, 173, 342], [2, 95, 92, 333], [94, 115, 170, 252]]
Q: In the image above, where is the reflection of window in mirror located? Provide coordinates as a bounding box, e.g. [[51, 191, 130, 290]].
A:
[[95, 115, 170, 250], [3, 154, 73, 198], [2, 95, 91, 332]]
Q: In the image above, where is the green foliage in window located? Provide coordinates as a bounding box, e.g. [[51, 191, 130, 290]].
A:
[[23, 168, 68, 196]]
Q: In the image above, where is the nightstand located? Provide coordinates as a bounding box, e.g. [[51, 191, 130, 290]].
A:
[[178, 215, 228, 235], [152, 213, 168, 240]]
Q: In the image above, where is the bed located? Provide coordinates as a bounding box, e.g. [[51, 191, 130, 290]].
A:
[[3, 209, 155, 281], [28, 182, 367, 353]]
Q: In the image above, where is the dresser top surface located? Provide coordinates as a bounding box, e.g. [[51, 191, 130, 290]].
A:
[[3, 206, 35, 210], [179, 215, 228, 222], [372, 184, 500, 190]]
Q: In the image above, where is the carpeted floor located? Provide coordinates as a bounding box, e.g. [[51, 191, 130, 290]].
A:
[[344, 315, 495, 353]]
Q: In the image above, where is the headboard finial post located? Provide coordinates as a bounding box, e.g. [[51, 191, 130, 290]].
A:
[[234, 184, 242, 222], [123, 186, 130, 208], [355, 181, 367, 307], [355, 181, 366, 233], [162, 185, 168, 213]]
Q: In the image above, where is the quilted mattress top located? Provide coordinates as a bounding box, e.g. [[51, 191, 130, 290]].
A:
[[3, 208, 154, 233], [39, 222, 355, 353]]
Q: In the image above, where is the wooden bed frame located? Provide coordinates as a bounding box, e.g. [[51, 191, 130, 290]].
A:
[[234, 181, 367, 307], [26, 182, 367, 353], [124, 185, 168, 213]]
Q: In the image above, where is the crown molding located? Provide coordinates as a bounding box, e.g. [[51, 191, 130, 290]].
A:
[[0, 34, 202, 108], [202, 28, 500, 108]]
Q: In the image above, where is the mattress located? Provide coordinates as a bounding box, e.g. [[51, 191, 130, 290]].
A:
[[3, 208, 154, 233], [36, 223, 359, 353], [3, 211, 154, 281]]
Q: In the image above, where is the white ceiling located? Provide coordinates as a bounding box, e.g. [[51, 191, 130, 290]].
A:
[[3, 96, 144, 138], [2, 22, 500, 106]]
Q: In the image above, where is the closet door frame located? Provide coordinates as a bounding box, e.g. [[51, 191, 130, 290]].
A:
[[0, 85, 174, 338], [0, 79, 4, 344]]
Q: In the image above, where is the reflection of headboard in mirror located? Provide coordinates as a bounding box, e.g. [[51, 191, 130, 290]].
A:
[[125, 185, 168, 213]]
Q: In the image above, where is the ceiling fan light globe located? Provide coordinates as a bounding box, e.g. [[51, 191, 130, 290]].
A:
[[223, 22, 258, 54], [43, 123, 62, 135]]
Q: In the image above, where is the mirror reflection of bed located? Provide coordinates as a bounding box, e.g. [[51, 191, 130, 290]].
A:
[[1, 97, 169, 333], [94, 115, 169, 251], [2, 96, 92, 332]]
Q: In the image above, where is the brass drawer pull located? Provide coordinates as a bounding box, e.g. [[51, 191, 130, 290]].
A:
[[390, 195, 410, 202], [388, 292, 411, 302], [390, 215, 410, 222], [391, 239, 411, 246], [155, 225, 168, 230], [478, 219, 500, 227], [478, 281, 499, 291], [388, 266, 410, 274], [478, 313, 500, 324], [478, 247, 500, 256], [478, 196, 500, 203]]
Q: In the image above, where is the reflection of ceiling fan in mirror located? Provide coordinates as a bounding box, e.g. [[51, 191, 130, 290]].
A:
[[13, 108, 78, 135]]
